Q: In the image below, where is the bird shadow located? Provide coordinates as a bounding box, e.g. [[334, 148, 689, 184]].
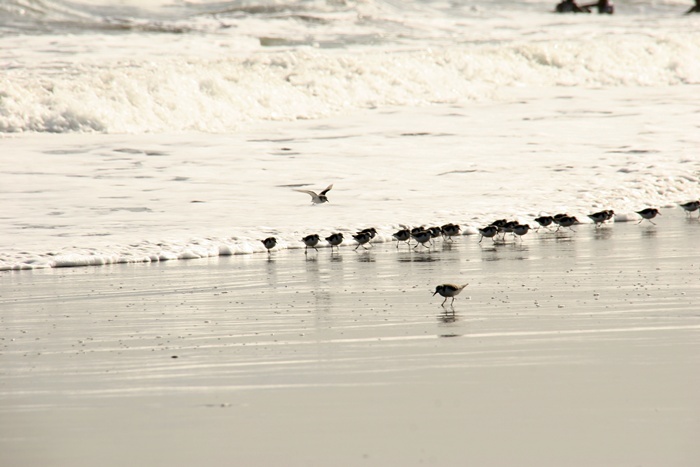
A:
[[355, 251, 374, 262], [438, 308, 459, 323]]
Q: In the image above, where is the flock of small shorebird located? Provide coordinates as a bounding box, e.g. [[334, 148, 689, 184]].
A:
[[259, 185, 700, 308]]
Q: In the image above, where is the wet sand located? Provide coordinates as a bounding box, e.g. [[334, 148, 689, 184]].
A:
[[1, 210, 699, 467]]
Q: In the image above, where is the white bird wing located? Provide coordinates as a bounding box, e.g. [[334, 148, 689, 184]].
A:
[[294, 189, 319, 198]]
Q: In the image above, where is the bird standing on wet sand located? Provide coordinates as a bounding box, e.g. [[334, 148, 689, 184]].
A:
[[513, 223, 531, 240], [588, 209, 614, 227], [433, 283, 469, 307], [359, 227, 377, 239], [353, 231, 372, 250], [555, 215, 579, 232], [637, 208, 660, 225], [428, 226, 443, 243], [499, 220, 520, 238], [534, 215, 554, 230], [295, 184, 333, 204], [326, 232, 344, 251], [478, 225, 498, 243], [301, 234, 320, 253], [680, 201, 700, 217], [392, 229, 411, 248], [412, 229, 433, 250], [490, 219, 508, 229], [261, 237, 277, 254], [441, 223, 461, 241]]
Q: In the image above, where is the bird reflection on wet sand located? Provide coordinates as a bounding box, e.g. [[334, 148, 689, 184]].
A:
[[438, 308, 459, 324]]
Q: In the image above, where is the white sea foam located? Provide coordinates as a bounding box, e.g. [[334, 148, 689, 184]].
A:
[[1, 32, 699, 134], [1, 1, 699, 133], [2, 85, 699, 271]]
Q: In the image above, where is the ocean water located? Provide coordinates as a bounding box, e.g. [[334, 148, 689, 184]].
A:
[[1, 0, 699, 270]]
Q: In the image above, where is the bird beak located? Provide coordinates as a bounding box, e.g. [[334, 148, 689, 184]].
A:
[[432, 291, 437, 296]]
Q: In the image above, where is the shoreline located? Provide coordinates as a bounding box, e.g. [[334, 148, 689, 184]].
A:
[[2, 208, 699, 466], [1, 206, 697, 272]]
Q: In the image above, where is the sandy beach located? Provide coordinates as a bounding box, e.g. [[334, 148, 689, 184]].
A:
[[1, 209, 699, 466], [3, 1, 700, 465]]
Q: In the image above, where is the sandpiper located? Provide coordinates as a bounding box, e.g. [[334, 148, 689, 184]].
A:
[[392, 229, 411, 248], [680, 201, 700, 217], [490, 219, 508, 229], [433, 283, 469, 307], [441, 223, 461, 241], [478, 225, 499, 243], [294, 184, 333, 204], [513, 223, 530, 239], [412, 229, 433, 250], [588, 209, 614, 227], [301, 234, 320, 253], [325, 232, 344, 251], [534, 215, 554, 229], [556, 215, 579, 231], [552, 213, 568, 225], [637, 208, 660, 225], [500, 220, 520, 236], [261, 237, 277, 253], [428, 226, 443, 242], [353, 231, 372, 250], [359, 227, 378, 239]]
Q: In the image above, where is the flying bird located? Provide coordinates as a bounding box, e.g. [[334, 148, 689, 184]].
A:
[[295, 184, 333, 204]]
